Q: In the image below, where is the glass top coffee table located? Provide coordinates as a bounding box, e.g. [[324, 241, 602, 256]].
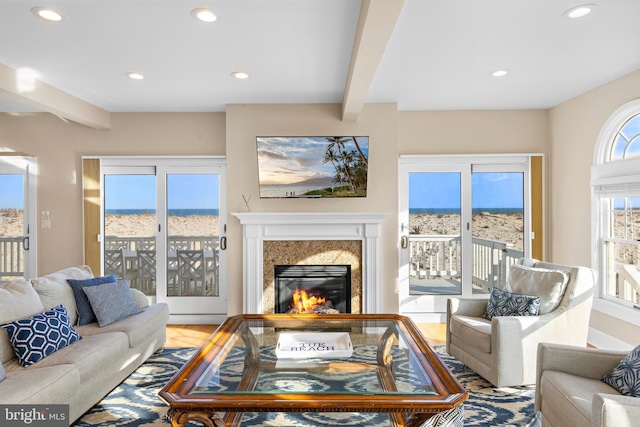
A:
[[160, 314, 467, 427]]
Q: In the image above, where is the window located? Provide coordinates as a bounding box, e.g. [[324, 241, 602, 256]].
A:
[[592, 100, 640, 310]]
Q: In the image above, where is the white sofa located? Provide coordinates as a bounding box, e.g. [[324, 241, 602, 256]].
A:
[[0, 265, 169, 424], [536, 343, 640, 427]]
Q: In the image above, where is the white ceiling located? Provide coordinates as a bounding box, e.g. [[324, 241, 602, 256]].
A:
[[1, 0, 639, 116]]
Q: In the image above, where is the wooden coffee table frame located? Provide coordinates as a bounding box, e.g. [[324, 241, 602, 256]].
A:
[[159, 314, 467, 427]]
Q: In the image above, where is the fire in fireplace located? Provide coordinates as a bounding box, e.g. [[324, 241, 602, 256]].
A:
[[274, 265, 351, 314]]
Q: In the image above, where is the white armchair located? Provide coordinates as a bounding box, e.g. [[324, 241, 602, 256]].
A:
[[446, 258, 597, 387], [536, 343, 640, 427]]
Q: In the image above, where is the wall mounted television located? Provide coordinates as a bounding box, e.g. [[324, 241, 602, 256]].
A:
[[256, 136, 369, 199]]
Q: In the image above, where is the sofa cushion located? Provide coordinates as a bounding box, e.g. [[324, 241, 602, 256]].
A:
[[483, 287, 541, 320], [0, 361, 80, 405], [29, 331, 128, 383], [77, 303, 169, 349], [0, 360, 4, 382], [0, 279, 46, 363], [601, 344, 640, 397], [82, 280, 143, 327], [506, 264, 568, 314], [0, 305, 82, 367], [31, 265, 94, 325], [67, 274, 117, 326], [449, 315, 492, 353], [540, 370, 618, 427]]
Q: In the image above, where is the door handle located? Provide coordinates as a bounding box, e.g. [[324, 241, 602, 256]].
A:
[[401, 235, 408, 249], [220, 236, 227, 250], [22, 236, 30, 251]]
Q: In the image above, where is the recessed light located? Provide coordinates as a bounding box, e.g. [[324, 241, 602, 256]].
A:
[[231, 71, 250, 79], [125, 72, 144, 80], [31, 7, 64, 22], [191, 8, 217, 23], [491, 70, 509, 77], [563, 4, 597, 19]]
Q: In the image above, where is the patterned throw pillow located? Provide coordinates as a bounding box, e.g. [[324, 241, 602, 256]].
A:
[[483, 287, 541, 320], [601, 344, 640, 397], [67, 274, 117, 325], [82, 280, 143, 327], [423, 405, 464, 426], [0, 305, 82, 367]]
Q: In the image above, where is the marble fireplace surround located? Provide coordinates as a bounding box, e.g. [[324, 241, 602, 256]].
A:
[[232, 212, 385, 314]]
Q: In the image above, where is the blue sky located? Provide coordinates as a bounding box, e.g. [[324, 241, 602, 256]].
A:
[[409, 172, 524, 210], [257, 136, 369, 185], [105, 174, 219, 210], [0, 174, 24, 208]]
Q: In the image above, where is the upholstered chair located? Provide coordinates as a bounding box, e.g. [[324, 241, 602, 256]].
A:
[[536, 343, 640, 427], [446, 258, 597, 387]]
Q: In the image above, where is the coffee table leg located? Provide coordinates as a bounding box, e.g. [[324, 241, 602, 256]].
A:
[[167, 408, 225, 427]]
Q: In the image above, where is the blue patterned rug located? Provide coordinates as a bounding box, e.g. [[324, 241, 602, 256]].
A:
[[75, 346, 534, 426]]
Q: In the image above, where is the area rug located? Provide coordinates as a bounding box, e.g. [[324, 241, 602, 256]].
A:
[[75, 346, 534, 427]]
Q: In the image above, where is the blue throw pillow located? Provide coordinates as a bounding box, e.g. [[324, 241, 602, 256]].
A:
[[483, 287, 541, 320], [82, 280, 142, 327], [67, 274, 116, 325], [601, 344, 640, 397], [0, 305, 81, 367]]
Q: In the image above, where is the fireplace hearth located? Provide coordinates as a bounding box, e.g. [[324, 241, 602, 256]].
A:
[[274, 265, 351, 314]]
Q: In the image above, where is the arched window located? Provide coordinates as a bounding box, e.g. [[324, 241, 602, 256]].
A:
[[592, 100, 640, 309]]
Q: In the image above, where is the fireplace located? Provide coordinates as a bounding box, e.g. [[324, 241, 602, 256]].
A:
[[274, 265, 351, 314], [232, 212, 385, 314]]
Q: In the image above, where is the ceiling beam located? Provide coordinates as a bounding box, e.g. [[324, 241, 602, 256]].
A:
[[341, 0, 405, 122], [0, 63, 111, 129]]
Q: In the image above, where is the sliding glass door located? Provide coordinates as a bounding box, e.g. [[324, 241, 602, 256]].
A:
[[102, 158, 226, 316], [0, 157, 37, 282], [399, 156, 531, 318]]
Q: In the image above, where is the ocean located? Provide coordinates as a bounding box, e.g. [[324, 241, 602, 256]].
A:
[[105, 209, 218, 216], [410, 208, 523, 215]]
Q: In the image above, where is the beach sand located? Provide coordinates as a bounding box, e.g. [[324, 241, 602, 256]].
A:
[[410, 212, 524, 250], [0, 210, 219, 237], [104, 214, 219, 237]]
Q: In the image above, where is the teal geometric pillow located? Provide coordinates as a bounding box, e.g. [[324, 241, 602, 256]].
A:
[[483, 287, 541, 320], [601, 344, 640, 397], [82, 280, 142, 327], [0, 305, 81, 367]]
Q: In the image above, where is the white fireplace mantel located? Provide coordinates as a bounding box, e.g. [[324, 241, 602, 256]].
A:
[[232, 212, 386, 314]]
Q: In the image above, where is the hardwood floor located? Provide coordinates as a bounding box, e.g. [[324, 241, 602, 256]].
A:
[[165, 323, 447, 348]]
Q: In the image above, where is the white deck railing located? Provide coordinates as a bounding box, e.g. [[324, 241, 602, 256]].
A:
[[0, 236, 24, 281], [409, 234, 524, 290], [614, 262, 640, 304], [104, 235, 218, 251]]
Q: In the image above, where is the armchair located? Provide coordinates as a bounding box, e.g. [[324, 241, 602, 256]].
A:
[[446, 258, 597, 387], [536, 343, 640, 427]]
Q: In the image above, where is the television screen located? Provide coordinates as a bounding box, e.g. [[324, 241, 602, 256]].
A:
[[257, 136, 369, 199]]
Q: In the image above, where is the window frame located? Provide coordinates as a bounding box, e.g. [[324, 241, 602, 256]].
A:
[[591, 99, 640, 323]]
